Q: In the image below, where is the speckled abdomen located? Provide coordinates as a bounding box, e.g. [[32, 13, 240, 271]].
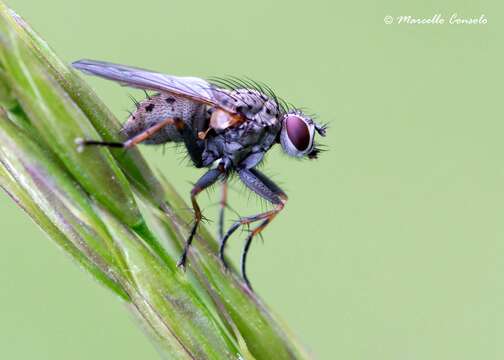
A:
[[120, 93, 207, 144]]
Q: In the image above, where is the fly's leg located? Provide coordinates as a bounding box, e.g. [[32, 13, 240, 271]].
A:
[[77, 116, 206, 169], [241, 219, 270, 290], [219, 168, 287, 289], [220, 169, 287, 260], [218, 178, 229, 267], [220, 203, 285, 281], [177, 168, 223, 269], [76, 117, 183, 150]]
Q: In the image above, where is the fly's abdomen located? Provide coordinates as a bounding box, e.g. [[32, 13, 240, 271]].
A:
[[121, 94, 206, 144]]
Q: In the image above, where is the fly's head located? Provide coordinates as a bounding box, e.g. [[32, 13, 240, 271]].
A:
[[279, 110, 327, 159]]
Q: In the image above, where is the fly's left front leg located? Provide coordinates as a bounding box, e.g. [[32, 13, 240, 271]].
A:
[[176, 167, 224, 269]]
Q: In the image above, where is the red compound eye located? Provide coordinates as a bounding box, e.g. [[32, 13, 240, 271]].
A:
[[285, 115, 310, 151]]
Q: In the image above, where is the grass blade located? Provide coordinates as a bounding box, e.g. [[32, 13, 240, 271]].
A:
[[0, 3, 312, 359]]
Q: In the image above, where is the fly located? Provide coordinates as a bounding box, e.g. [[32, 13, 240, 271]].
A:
[[73, 59, 327, 290]]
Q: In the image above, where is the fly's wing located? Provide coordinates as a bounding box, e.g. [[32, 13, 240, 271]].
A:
[[72, 59, 236, 113]]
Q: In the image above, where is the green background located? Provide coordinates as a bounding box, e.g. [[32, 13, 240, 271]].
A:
[[1, 0, 502, 359]]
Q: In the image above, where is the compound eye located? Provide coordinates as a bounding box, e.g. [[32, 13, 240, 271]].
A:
[[285, 115, 310, 151]]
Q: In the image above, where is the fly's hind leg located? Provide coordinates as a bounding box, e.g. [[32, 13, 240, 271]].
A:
[[75, 117, 183, 151], [176, 167, 224, 269], [219, 168, 287, 289], [76, 115, 206, 170]]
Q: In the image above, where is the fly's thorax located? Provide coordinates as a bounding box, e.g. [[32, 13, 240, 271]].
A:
[[202, 106, 281, 168], [120, 93, 206, 144], [228, 88, 280, 121]]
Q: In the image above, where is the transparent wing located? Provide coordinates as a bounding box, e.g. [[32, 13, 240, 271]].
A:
[[72, 59, 235, 111]]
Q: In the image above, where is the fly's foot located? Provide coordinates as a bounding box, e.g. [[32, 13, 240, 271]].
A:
[[242, 276, 253, 293], [218, 246, 230, 272], [176, 216, 200, 271], [176, 251, 188, 271]]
